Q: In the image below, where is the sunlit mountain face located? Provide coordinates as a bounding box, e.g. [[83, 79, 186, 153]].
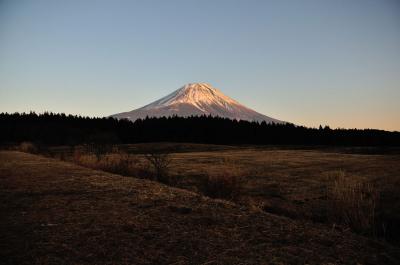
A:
[[111, 83, 283, 123]]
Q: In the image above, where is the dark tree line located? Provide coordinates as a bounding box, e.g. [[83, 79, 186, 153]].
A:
[[1, 112, 399, 146]]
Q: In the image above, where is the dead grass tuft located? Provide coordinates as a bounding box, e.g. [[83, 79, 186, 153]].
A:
[[201, 170, 243, 200], [326, 170, 379, 235]]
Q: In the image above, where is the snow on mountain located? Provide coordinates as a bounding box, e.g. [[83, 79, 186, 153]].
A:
[[111, 83, 283, 123]]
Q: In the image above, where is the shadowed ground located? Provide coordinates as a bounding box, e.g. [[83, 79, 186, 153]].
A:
[[1, 151, 399, 264]]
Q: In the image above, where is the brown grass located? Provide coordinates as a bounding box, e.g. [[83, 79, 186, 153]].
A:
[[326, 170, 380, 235], [2, 150, 399, 264], [72, 149, 242, 199], [72, 150, 152, 179], [201, 172, 243, 200], [11, 143, 400, 243], [4, 152, 400, 265]]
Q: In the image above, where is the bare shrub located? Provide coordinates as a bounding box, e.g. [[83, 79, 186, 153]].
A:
[[145, 152, 171, 183], [326, 170, 379, 235], [18, 142, 38, 153], [103, 153, 138, 176], [202, 172, 242, 200]]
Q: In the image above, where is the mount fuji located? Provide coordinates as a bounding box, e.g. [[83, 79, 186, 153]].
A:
[[111, 83, 283, 123]]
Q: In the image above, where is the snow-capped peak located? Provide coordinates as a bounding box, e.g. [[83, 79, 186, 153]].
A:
[[143, 83, 239, 112], [111, 83, 283, 123]]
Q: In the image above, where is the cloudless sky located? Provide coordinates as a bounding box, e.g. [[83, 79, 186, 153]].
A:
[[0, 0, 399, 131]]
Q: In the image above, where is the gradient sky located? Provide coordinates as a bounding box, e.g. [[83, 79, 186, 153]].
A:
[[1, 0, 399, 131]]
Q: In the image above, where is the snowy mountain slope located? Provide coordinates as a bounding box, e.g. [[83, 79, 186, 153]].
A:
[[111, 83, 283, 123]]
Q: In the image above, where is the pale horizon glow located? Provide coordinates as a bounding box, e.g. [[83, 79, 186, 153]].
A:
[[0, 0, 399, 131]]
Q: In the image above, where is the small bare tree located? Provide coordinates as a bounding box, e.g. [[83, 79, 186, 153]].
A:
[[145, 152, 171, 183]]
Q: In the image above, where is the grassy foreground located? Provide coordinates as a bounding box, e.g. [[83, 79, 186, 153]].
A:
[[1, 151, 400, 264], [42, 143, 400, 241]]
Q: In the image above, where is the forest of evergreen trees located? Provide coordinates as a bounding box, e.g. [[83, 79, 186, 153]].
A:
[[1, 112, 399, 146]]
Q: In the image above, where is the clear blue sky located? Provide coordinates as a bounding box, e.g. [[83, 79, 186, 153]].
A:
[[1, 0, 399, 131]]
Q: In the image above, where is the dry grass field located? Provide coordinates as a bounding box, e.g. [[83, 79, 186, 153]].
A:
[[61, 143, 400, 241], [1, 144, 400, 264], [167, 148, 400, 233]]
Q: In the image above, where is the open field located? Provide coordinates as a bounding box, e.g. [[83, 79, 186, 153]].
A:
[[1, 150, 400, 264], [167, 147, 400, 233], [0, 144, 400, 264], [45, 143, 400, 241]]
